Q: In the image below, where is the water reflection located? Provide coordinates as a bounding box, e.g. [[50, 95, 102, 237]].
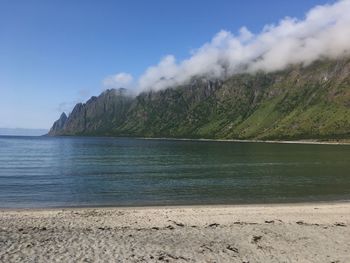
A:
[[0, 136, 350, 208]]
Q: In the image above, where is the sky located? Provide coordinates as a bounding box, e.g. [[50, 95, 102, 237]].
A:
[[0, 0, 337, 129]]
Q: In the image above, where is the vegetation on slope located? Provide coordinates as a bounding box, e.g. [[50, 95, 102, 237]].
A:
[[48, 58, 350, 141]]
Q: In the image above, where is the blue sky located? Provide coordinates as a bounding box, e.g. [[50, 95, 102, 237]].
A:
[[0, 0, 335, 129]]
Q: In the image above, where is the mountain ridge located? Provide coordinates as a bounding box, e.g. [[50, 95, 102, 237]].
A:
[[48, 58, 350, 140]]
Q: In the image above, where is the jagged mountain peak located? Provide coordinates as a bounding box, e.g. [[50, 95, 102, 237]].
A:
[[60, 112, 67, 120]]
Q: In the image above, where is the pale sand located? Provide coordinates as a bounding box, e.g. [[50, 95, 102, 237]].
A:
[[0, 203, 349, 262], [140, 137, 350, 145]]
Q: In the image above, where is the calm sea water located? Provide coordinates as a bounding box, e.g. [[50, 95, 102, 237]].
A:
[[0, 136, 350, 208]]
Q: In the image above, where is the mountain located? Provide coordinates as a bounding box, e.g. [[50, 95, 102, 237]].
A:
[[48, 58, 350, 140], [49, 112, 67, 135]]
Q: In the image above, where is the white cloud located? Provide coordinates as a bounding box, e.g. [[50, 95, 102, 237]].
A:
[[108, 0, 350, 93], [103, 72, 134, 88]]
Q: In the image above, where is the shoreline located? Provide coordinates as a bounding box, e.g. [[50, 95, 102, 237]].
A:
[[139, 136, 350, 145], [1, 202, 349, 262], [6, 134, 348, 146], [1, 199, 350, 212]]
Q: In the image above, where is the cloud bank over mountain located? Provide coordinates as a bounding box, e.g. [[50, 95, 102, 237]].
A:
[[105, 0, 350, 93], [103, 73, 134, 89]]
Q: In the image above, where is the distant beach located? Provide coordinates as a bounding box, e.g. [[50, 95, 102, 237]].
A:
[[1, 202, 349, 262], [140, 136, 350, 146]]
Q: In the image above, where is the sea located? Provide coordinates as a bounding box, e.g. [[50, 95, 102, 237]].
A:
[[0, 135, 350, 208]]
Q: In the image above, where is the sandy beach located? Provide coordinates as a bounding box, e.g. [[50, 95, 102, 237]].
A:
[[0, 203, 349, 262], [141, 137, 350, 146]]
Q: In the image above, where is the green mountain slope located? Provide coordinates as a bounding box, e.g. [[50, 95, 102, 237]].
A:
[[48, 58, 350, 140]]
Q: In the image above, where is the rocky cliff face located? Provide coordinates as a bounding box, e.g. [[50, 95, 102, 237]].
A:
[[47, 112, 67, 136], [48, 88, 133, 136], [48, 58, 350, 140]]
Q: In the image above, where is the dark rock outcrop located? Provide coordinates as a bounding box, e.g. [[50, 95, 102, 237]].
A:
[[48, 89, 133, 136], [47, 112, 67, 136]]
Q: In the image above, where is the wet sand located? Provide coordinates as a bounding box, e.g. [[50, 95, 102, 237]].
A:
[[1, 202, 349, 262]]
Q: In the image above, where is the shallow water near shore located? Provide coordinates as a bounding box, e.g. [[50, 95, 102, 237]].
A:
[[1, 135, 350, 208]]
